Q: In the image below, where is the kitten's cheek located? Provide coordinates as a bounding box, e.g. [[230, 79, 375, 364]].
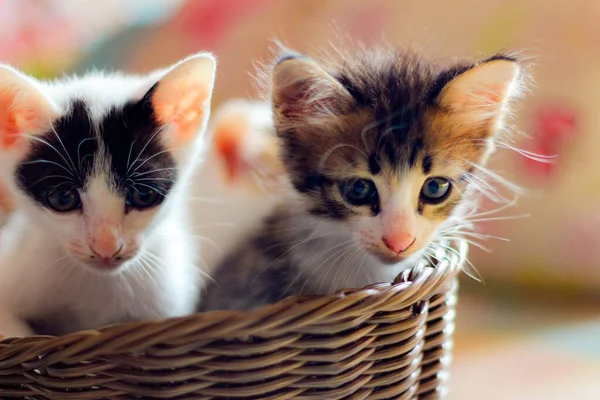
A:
[[67, 241, 86, 257], [122, 239, 142, 258]]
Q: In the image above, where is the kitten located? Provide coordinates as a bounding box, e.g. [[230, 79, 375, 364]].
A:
[[0, 52, 216, 337], [191, 99, 284, 282], [201, 46, 525, 311]]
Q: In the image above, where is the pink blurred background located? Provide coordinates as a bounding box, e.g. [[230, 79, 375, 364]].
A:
[[2, 0, 599, 398]]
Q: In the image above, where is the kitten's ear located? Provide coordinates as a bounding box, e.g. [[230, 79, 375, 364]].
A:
[[149, 52, 216, 146], [0, 65, 59, 150], [212, 99, 282, 183], [272, 55, 354, 126], [434, 56, 521, 134]]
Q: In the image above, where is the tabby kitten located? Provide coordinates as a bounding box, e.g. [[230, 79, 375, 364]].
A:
[[0, 53, 216, 337], [201, 46, 525, 312]]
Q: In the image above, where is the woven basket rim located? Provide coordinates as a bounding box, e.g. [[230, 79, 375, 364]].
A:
[[0, 241, 466, 366]]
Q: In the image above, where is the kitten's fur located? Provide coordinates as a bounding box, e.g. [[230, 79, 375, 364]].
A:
[[201, 46, 525, 311], [0, 53, 216, 337]]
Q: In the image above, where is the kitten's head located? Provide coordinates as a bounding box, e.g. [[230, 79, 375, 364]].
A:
[[0, 53, 216, 272], [271, 48, 523, 264]]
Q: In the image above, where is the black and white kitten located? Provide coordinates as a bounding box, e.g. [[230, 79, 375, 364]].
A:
[[0, 53, 216, 336], [201, 47, 525, 311]]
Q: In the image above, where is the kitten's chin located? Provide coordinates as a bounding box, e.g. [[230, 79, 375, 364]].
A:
[[70, 255, 134, 275]]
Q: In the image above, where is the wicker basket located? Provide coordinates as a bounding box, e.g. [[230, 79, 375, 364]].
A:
[[0, 241, 466, 400]]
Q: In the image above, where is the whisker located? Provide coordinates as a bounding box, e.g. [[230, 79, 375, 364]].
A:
[[147, 249, 217, 286], [463, 214, 530, 223], [129, 167, 178, 178], [20, 159, 75, 177], [133, 183, 166, 197], [493, 141, 557, 163], [466, 160, 530, 196], [26, 175, 76, 189], [463, 197, 519, 219], [130, 149, 174, 176], [126, 139, 138, 175], [76, 137, 96, 174], [250, 232, 336, 283], [132, 177, 177, 183], [195, 235, 224, 255], [437, 236, 491, 252], [462, 173, 510, 204], [48, 122, 79, 181], [317, 143, 368, 172], [23, 135, 75, 177], [442, 230, 510, 242], [127, 126, 167, 175], [433, 242, 484, 283], [290, 239, 354, 296], [375, 123, 406, 158], [361, 111, 403, 151], [306, 244, 353, 295]]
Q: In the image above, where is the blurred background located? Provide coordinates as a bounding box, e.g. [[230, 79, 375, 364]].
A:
[[1, 0, 598, 398]]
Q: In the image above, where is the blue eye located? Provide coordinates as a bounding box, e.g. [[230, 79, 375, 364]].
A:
[[340, 178, 377, 205], [127, 186, 162, 209], [46, 189, 81, 212], [421, 177, 451, 202]]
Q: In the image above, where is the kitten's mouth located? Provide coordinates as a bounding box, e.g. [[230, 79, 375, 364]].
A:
[[88, 258, 126, 271], [360, 244, 412, 265], [75, 258, 126, 274], [376, 251, 410, 265], [74, 253, 136, 273]]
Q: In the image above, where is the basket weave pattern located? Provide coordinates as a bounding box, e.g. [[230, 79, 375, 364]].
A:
[[0, 242, 465, 400]]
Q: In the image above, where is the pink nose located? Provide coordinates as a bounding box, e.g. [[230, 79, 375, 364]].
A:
[[89, 225, 123, 260], [90, 244, 123, 260], [382, 233, 415, 253]]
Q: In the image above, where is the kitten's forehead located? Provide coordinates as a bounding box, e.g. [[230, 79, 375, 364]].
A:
[[15, 96, 176, 206], [279, 54, 435, 178], [83, 170, 125, 218], [305, 54, 478, 177], [44, 73, 156, 121]]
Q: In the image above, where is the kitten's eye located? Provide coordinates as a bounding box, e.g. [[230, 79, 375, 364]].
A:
[[127, 186, 162, 209], [421, 177, 451, 203], [340, 178, 377, 205], [46, 189, 81, 212]]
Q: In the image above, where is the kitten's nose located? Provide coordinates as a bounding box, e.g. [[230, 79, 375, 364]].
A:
[[382, 233, 415, 253], [89, 224, 123, 260], [90, 244, 123, 261]]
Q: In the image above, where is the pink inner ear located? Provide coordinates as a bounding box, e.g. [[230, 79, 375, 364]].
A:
[[279, 78, 342, 118], [153, 79, 208, 146], [0, 92, 24, 148], [0, 91, 47, 149], [213, 117, 251, 182], [454, 82, 508, 109], [474, 83, 506, 104]]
